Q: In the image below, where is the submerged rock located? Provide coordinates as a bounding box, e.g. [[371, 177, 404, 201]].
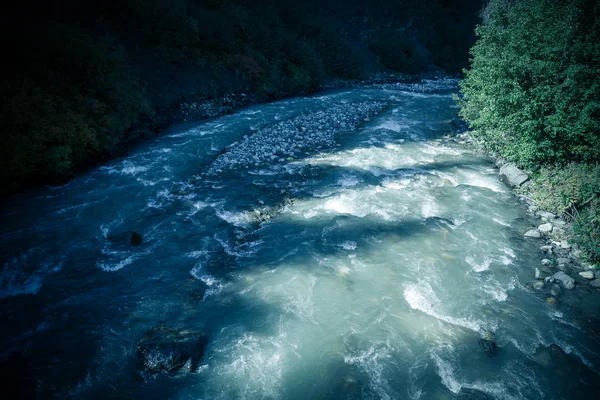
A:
[[533, 281, 545, 290], [499, 163, 528, 187], [136, 326, 208, 374], [478, 338, 497, 357]]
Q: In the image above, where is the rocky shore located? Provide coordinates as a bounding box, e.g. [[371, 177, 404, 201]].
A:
[[448, 120, 600, 301]]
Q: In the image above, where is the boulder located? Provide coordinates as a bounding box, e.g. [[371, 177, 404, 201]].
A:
[[130, 231, 143, 246], [552, 271, 575, 289], [524, 229, 542, 238], [136, 326, 208, 374], [579, 271, 594, 280], [107, 231, 143, 247], [499, 163, 529, 187], [590, 279, 600, 288], [538, 223, 553, 234]]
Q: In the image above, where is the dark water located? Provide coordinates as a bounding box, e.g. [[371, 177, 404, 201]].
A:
[[2, 80, 600, 399]]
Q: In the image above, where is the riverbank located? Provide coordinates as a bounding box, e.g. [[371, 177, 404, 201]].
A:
[[448, 125, 600, 298]]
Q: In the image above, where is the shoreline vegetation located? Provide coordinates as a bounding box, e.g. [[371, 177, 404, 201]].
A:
[[457, 0, 600, 265], [1, 0, 481, 197]]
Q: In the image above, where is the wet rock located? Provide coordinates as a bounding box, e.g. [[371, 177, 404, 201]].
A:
[[524, 229, 542, 238], [107, 231, 143, 247], [552, 271, 575, 289], [541, 259, 552, 266], [538, 223, 553, 234], [556, 257, 571, 266], [130, 231, 143, 246], [477, 338, 497, 357], [535, 268, 544, 280], [546, 297, 558, 305], [590, 279, 600, 288], [499, 163, 529, 187], [136, 326, 208, 374], [533, 281, 545, 290], [579, 271, 594, 280], [540, 245, 553, 254], [550, 284, 562, 297]]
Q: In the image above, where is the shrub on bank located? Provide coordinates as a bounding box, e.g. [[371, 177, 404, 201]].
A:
[[459, 0, 600, 262]]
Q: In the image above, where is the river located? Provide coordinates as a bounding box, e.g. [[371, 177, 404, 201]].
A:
[[1, 79, 599, 399]]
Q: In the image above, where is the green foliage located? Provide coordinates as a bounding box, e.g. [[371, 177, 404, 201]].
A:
[[523, 163, 600, 262], [573, 199, 600, 262], [459, 0, 600, 168], [525, 164, 600, 214]]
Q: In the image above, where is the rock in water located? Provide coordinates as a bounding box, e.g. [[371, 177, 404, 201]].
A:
[[552, 271, 575, 289], [499, 163, 528, 187], [136, 326, 208, 374], [478, 338, 497, 357], [130, 231, 142, 246]]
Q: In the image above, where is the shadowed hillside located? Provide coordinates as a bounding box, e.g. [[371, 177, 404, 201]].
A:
[[1, 0, 481, 195]]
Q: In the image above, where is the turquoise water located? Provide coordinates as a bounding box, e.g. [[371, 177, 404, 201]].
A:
[[1, 80, 599, 399]]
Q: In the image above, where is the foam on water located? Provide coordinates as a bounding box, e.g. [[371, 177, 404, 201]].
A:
[[404, 282, 482, 332]]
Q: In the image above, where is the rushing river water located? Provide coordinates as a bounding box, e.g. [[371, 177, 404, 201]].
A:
[[2, 80, 600, 399]]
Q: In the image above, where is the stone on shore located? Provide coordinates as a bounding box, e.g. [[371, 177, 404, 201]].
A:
[[579, 271, 594, 280], [499, 163, 529, 187], [524, 229, 542, 238], [538, 223, 553, 234], [552, 271, 575, 289]]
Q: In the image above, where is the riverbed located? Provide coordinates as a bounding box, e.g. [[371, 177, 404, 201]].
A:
[[1, 79, 599, 399]]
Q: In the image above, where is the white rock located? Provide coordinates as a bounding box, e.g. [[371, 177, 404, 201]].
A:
[[579, 271, 595, 280], [541, 259, 551, 266], [538, 223, 553, 234], [524, 229, 542, 238]]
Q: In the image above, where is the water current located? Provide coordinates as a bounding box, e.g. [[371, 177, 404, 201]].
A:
[[1, 79, 600, 399]]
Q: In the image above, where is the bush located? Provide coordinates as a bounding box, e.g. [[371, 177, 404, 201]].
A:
[[459, 0, 600, 168]]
